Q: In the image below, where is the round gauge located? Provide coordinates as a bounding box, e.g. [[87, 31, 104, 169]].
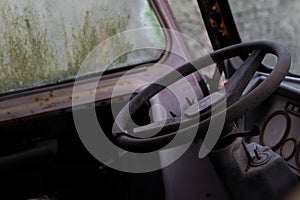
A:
[[280, 139, 297, 161], [260, 111, 290, 150]]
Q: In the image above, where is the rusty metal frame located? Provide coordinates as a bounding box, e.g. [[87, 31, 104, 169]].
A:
[[197, 0, 242, 50]]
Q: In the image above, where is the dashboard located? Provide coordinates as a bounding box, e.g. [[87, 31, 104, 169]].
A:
[[246, 76, 300, 176]]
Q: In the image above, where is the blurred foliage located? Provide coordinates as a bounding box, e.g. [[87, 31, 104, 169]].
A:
[[0, 2, 132, 93], [229, 0, 300, 75]]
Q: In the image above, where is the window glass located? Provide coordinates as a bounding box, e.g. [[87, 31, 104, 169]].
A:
[[0, 0, 165, 93], [167, 0, 214, 77], [168, 0, 212, 57], [228, 0, 300, 75]]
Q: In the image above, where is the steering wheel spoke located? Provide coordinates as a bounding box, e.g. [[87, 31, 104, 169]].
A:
[[225, 50, 265, 106]]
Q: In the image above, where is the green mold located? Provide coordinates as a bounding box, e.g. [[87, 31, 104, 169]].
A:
[[0, 3, 133, 93]]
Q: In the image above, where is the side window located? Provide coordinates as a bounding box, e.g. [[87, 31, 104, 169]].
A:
[[0, 0, 165, 94]]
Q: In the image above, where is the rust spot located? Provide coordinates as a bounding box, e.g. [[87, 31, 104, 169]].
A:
[[69, 96, 73, 100], [43, 105, 53, 109], [42, 102, 60, 110], [35, 97, 40, 102], [45, 98, 50, 102], [49, 91, 54, 98], [6, 112, 15, 119]]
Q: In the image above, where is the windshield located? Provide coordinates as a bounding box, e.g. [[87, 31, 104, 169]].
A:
[[228, 0, 300, 75], [0, 0, 165, 94]]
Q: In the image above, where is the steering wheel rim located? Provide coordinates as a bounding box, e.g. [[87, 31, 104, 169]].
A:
[[113, 40, 291, 152]]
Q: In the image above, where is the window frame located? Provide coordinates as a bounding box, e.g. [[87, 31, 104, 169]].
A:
[[0, 0, 199, 124]]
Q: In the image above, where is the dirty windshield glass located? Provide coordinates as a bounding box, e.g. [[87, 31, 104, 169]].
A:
[[168, 0, 212, 57], [228, 0, 300, 75], [168, 0, 214, 77], [0, 0, 165, 94]]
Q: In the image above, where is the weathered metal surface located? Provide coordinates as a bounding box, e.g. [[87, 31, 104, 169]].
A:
[[197, 0, 242, 50]]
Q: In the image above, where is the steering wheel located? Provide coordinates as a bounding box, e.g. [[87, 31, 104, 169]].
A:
[[112, 40, 291, 153]]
